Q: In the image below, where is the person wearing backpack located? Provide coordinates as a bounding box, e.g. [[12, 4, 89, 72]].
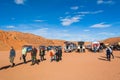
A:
[[110, 45, 114, 59], [21, 47, 27, 64], [31, 47, 39, 65], [106, 46, 112, 61], [9, 46, 16, 67], [39, 48, 45, 61]]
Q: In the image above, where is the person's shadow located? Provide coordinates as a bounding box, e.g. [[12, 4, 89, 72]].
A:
[[98, 56, 108, 61], [115, 56, 120, 58], [0, 60, 32, 71]]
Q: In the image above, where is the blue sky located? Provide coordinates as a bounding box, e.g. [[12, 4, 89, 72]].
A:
[[0, 0, 120, 41]]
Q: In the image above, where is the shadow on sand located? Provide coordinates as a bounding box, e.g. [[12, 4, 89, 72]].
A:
[[98, 58, 108, 61], [0, 60, 32, 71], [115, 56, 120, 58], [98, 56, 108, 61], [100, 56, 107, 58]]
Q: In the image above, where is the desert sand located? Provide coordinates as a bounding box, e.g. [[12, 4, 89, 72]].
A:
[[0, 30, 120, 80], [0, 50, 120, 80]]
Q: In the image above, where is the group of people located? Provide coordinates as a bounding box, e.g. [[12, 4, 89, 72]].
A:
[[49, 47, 62, 62], [9, 44, 116, 67], [20, 46, 39, 65], [9, 46, 62, 67]]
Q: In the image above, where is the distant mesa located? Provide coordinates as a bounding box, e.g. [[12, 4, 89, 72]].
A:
[[0, 30, 120, 51], [0, 30, 64, 51]]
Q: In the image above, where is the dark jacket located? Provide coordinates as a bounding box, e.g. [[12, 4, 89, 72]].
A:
[[106, 48, 112, 55], [31, 48, 37, 56], [10, 49, 16, 57]]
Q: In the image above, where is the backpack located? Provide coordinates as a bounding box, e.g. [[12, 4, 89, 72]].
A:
[[40, 50, 44, 56], [34, 48, 37, 53], [106, 48, 111, 55], [50, 51, 53, 56]]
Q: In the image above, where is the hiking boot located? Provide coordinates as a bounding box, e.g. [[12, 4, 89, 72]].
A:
[[11, 63, 15, 67], [13, 63, 15, 66], [31, 63, 34, 66], [36, 62, 39, 65]]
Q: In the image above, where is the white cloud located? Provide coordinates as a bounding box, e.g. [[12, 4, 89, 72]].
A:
[[91, 10, 103, 14], [70, 6, 79, 10], [99, 32, 115, 35], [62, 30, 68, 32], [84, 30, 90, 32], [78, 10, 103, 15], [97, 0, 104, 4], [90, 22, 111, 28], [6, 26, 16, 29], [34, 28, 48, 35], [78, 11, 90, 15], [14, 0, 26, 5], [60, 15, 81, 26], [23, 28, 71, 40], [97, 0, 114, 5], [34, 20, 44, 22], [24, 28, 48, 36]]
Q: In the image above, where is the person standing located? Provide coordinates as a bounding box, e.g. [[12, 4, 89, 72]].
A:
[[39, 48, 45, 61], [9, 47, 16, 67], [49, 49, 55, 62], [106, 46, 112, 61], [31, 47, 39, 65], [58, 47, 62, 61], [99, 45, 103, 52], [110, 45, 114, 59], [21, 47, 27, 63], [55, 48, 59, 61]]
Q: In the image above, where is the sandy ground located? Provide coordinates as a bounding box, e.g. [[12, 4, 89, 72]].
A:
[[0, 50, 120, 80]]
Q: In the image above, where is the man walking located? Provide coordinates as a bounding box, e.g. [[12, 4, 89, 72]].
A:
[[106, 46, 112, 61], [39, 48, 45, 61], [9, 47, 16, 67], [31, 47, 39, 65]]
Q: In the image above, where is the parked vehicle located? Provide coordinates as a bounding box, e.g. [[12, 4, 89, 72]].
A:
[[77, 41, 85, 52], [91, 42, 100, 52], [22, 45, 32, 52], [100, 43, 106, 49], [39, 46, 47, 51], [54, 46, 62, 50], [47, 46, 54, 51], [64, 41, 76, 53], [112, 42, 120, 50]]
